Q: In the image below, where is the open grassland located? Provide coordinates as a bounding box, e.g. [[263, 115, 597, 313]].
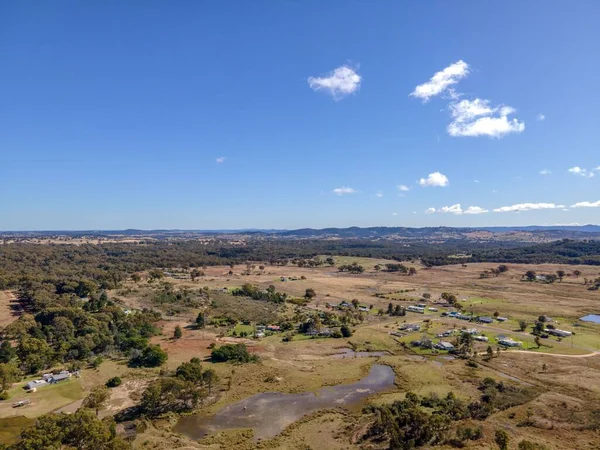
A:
[[3, 258, 600, 449]]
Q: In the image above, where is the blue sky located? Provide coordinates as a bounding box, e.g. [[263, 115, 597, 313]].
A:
[[1, 1, 599, 230]]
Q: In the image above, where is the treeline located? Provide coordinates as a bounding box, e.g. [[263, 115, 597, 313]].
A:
[[231, 283, 288, 303]]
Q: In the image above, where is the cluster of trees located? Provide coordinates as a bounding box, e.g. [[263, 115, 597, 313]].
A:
[[210, 343, 257, 363], [364, 378, 539, 449], [153, 284, 205, 308], [231, 284, 287, 303], [139, 358, 218, 417], [382, 263, 417, 275], [338, 263, 365, 273], [2, 298, 163, 374], [386, 303, 406, 316], [6, 408, 130, 450], [480, 265, 509, 278]]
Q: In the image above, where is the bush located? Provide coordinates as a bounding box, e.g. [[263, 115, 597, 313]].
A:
[[106, 377, 122, 388], [130, 345, 168, 367], [340, 324, 352, 337], [211, 343, 257, 363], [0, 391, 9, 400]]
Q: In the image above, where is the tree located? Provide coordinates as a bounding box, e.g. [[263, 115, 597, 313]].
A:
[[374, 264, 381, 272], [525, 270, 537, 281], [304, 288, 316, 299], [495, 429, 509, 450], [174, 325, 183, 339], [573, 270, 582, 278], [351, 299, 360, 309], [534, 336, 541, 348], [140, 377, 202, 417], [130, 344, 168, 367], [498, 265, 509, 273], [196, 311, 205, 328], [131, 273, 141, 283], [176, 359, 204, 383], [0, 340, 16, 364], [202, 368, 219, 394], [408, 267, 417, 276], [211, 343, 256, 363], [387, 303, 393, 315], [0, 362, 21, 391], [341, 324, 352, 337], [519, 320, 528, 332], [556, 270, 565, 282], [14, 408, 130, 450], [190, 268, 203, 281], [82, 386, 110, 416]]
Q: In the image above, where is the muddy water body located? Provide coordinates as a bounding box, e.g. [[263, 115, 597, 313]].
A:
[[174, 364, 395, 441]]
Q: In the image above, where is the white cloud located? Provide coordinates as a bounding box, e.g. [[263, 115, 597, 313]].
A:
[[418, 171, 449, 187], [432, 204, 488, 215], [539, 169, 552, 175], [571, 200, 600, 208], [410, 60, 470, 102], [464, 206, 489, 215], [308, 65, 361, 100], [439, 204, 463, 214], [425, 207, 436, 214], [376, 191, 383, 198], [447, 98, 525, 138], [216, 157, 225, 163], [595, 166, 600, 172], [474, 180, 480, 183], [397, 184, 410, 192], [332, 186, 357, 195], [392, 212, 398, 216], [537, 114, 546, 121], [412, 61, 525, 139], [568, 166, 595, 178], [493, 202, 565, 213]]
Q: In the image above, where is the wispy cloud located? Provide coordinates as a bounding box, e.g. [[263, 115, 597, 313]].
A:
[[425, 207, 436, 214], [418, 172, 449, 187], [411, 60, 525, 138], [375, 191, 383, 198], [216, 157, 225, 164], [430, 204, 488, 215], [397, 184, 410, 192], [410, 60, 469, 102], [493, 202, 565, 213], [539, 169, 552, 175], [308, 65, 361, 100], [447, 99, 525, 138], [332, 186, 357, 195], [571, 200, 600, 208], [568, 166, 595, 178], [536, 113, 546, 121]]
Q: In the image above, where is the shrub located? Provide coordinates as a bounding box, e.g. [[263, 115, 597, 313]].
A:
[[106, 377, 122, 388], [341, 324, 352, 337], [211, 344, 257, 363]]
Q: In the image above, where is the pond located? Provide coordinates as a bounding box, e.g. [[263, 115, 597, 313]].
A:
[[580, 314, 600, 324], [173, 363, 395, 441]]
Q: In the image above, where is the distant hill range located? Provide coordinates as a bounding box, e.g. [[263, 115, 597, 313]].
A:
[[1, 225, 600, 244]]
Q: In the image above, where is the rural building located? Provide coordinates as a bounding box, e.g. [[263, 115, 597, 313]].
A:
[[475, 335, 489, 342], [435, 341, 455, 351], [25, 380, 47, 390], [477, 316, 494, 324], [400, 323, 421, 332], [407, 305, 425, 314], [498, 338, 522, 347], [545, 328, 572, 337], [49, 373, 71, 383], [496, 317, 508, 322], [266, 325, 281, 332]]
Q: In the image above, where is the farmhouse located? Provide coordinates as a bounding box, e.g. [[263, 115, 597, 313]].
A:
[[25, 379, 47, 390], [435, 341, 455, 351], [545, 328, 572, 337], [498, 338, 522, 347], [400, 323, 421, 332], [477, 316, 494, 324]]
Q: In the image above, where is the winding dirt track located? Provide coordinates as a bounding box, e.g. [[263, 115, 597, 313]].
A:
[[509, 350, 600, 358]]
